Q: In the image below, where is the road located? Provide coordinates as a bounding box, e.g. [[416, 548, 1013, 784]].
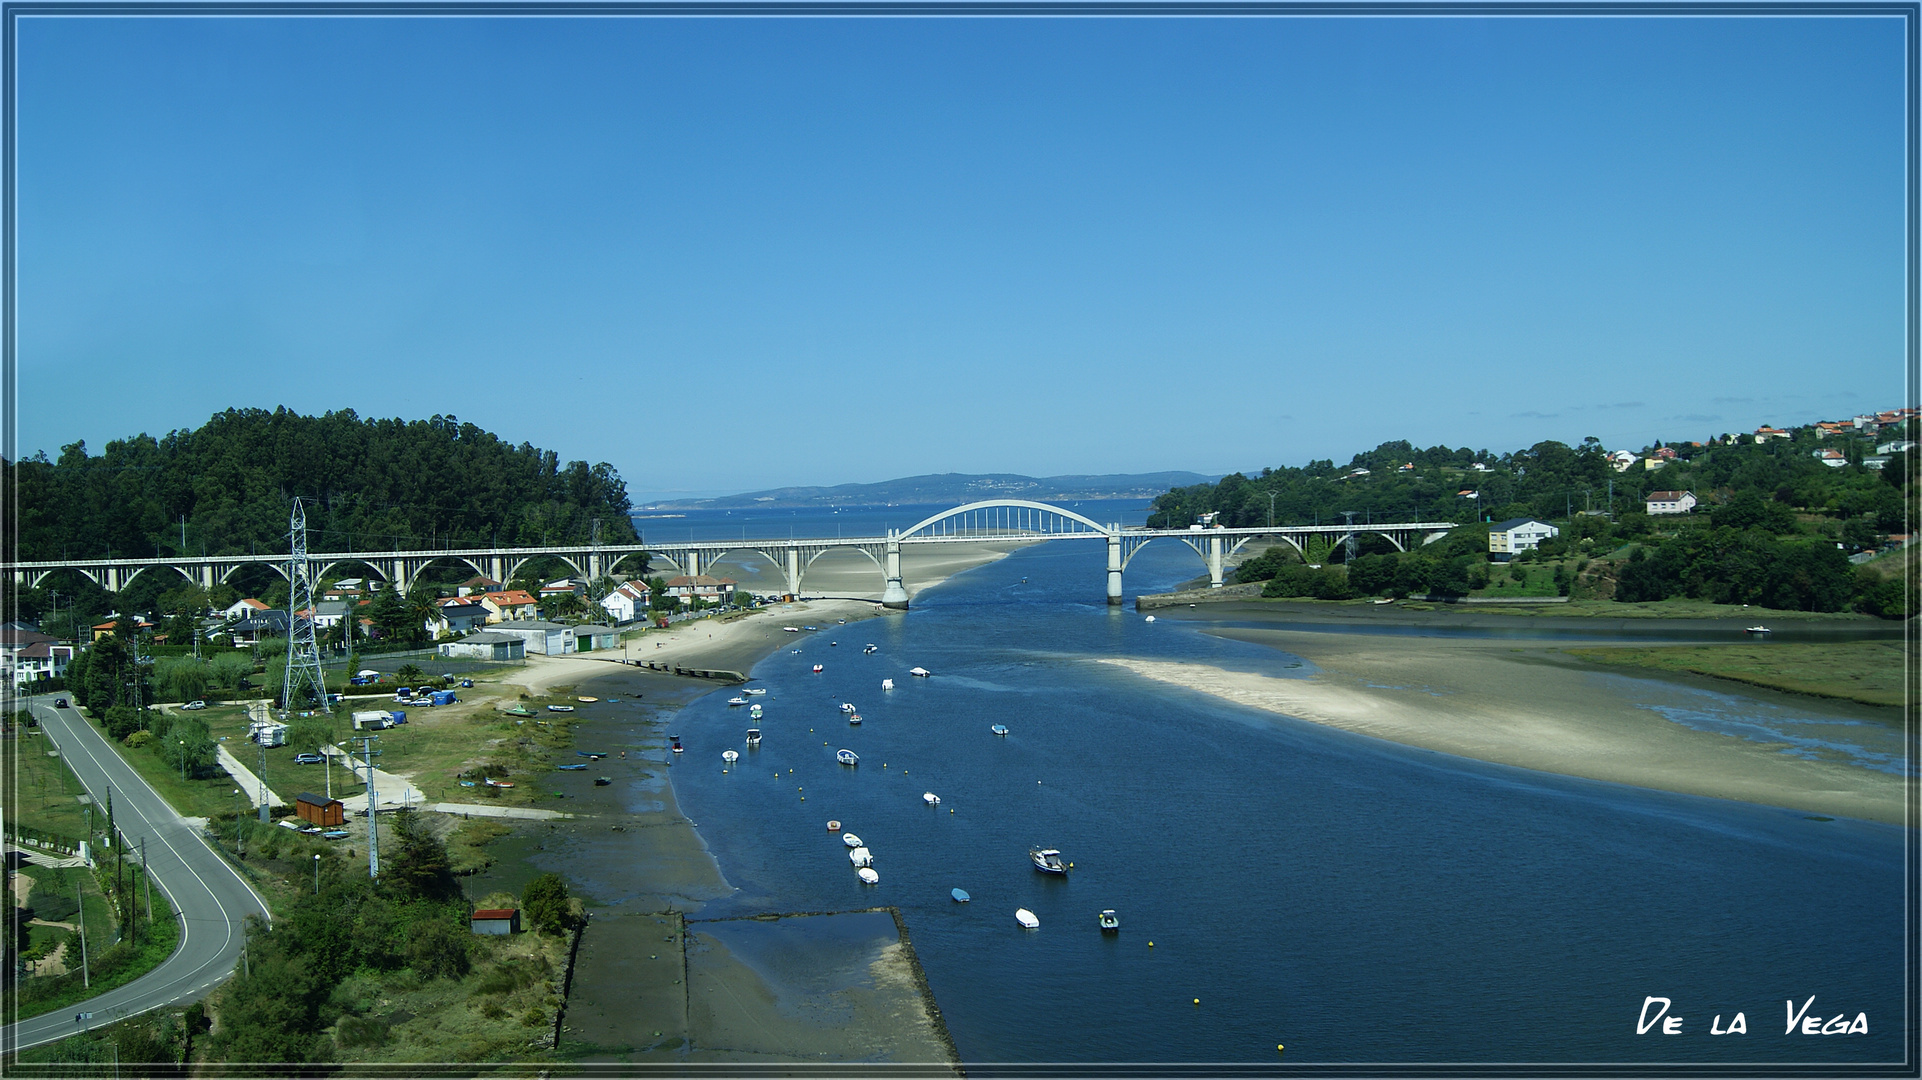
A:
[[2, 695, 270, 1054]]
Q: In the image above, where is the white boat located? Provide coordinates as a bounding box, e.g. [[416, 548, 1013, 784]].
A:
[[843, 832, 864, 848], [727, 697, 749, 706], [841, 702, 857, 713], [909, 667, 931, 677], [577, 696, 598, 702], [813, 664, 825, 673], [745, 688, 767, 696], [1030, 847, 1066, 874], [1015, 908, 1039, 929], [848, 714, 862, 726], [1098, 909, 1120, 932], [864, 644, 877, 654], [849, 846, 872, 868], [837, 749, 859, 766], [1747, 625, 1773, 634], [882, 679, 895, 690], [923, 792, 940, 806], [827, 819, 841, 832], [547, 705, 575, 713], [746, 728, 761, 745], [722, 749, 739, 763], [857, 867, 879, 885], [1144, 615, 1155, 623], [990, 724, 1009, 736], [749, 704, 762, 720], [784, 626, 801, 632]]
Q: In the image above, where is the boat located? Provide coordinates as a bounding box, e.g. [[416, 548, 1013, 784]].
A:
[[857, 867, 879, 885], [827, 820, 842, 832], [1747, 625, 1773, 635], [722, 749, 739, 763], [594, 776, 611, 786], [783, 626, 801, 632], [577, 696, 598, 702], [670, 735, 683, 754], [322, 830, 350, 840], [745, 688, 767, 696], [864, 644, 877, 654], [842, 833, 864, 848], [558, 763, 588, 771], [749, 704, 762, 720], [746, 728, 761, 745], [909, 667, 931, 677], [547, 704, 575, 713], [830, 641, 838, 646], [486, 778, 514, 788], [1098, 909, 1120, 932], [813, 665, 825, 673], [849, 846, 872, 868], [1015, 908, 1039, 929], [727, 697, 749, 706], [840, 702, 857, 713], [951, 888, 970, 903], [1144, 615, 1155, 623], [837, 749, 859, 766], [605, 698, 620, 703], [577, 751, 606, 758], [504, 706, 536, 717], [990, 724, 1009, 736], [848, 714, 862, 726], [1030, 848, 1066, 874], [882, 679, 894, 690], [922, 791, 940, 806], [804, 625, 818, 631]]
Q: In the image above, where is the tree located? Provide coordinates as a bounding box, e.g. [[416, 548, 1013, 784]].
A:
[[522, 873, 573, 934], [286, 715, 335, 757], [395, 663, 424, 685], [385, 810, 457, 900], [166, 715, 216, 779]]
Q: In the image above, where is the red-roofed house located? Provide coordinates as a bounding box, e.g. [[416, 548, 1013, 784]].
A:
[[665, 575, 737, 605], [600, 580, 653, 624], [479, 590, 539, 623], [1645, 491, 1698, 515]]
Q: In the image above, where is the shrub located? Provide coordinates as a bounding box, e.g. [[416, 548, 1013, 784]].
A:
[[405, 919, 471, 980], [522, 873, 572, 935], [125, 730, 154, 750], [334, 1016, 390, 1048]]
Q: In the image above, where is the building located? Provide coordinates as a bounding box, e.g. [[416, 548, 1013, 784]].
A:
[[1814, 449, 1848, 469], [222, 598, 270, 621], [322, 578, 370, 601], [573, 624, 620, 652], [437, 631, 528, 661], [1753, 426, 1792, 441], [1875, 440, 1914, 455], [600, 580, 653, 624], [664, 575, 738, 606], [1645, 490, 1698, 515], [295, 793, 345, 828], [309, 600, 354, 630], [470, 908, 521, 935], [486, 620, 577, 655], [458, 576, 504, 597], [1488, 518, 1560, 559], [478, 590, 539, 623], [425, 602, 491, 638], [539, 578, 587, 599], [1608, 450, 1638, 472], [229, 610, 291, 644], [3, 630, 73, 687]]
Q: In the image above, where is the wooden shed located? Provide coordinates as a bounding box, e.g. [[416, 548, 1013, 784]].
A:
[[470, 908, 521, 935], [295, 792, 345, 828]]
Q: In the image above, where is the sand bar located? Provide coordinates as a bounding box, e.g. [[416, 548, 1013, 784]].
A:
[[1097, 629, 1906, 825]]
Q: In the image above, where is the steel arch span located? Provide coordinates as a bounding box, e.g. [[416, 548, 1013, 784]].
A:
[[897, 499, 1116, 541]]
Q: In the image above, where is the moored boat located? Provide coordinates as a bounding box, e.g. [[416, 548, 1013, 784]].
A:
[[813, 664, 825, 673], [594, 776, 611, 786], [745, 688, 767, 696], [1098, 909, 1120, 932], [746, 728, 762, 745], [1747, 625, 1773, 635], [923, 792, 940, 806], [547, 704, 575, 712], [882, 678, 895, 690], [841, 702, 857, 713], [722, 749, 739, 763], [1015, 908, 1039, 929], [670, 734, 683, 754], [857, 867, 879, 884], [577, 696, 598, 702], [951, 888, 970, 903], [1030, 847, 1066, 874], [990, 724, 1009, 736], [864, 644, 877, 654], [842, 832, 864, 848], [849, 846, 872, 868], [727, 697, 749, 706], [505, 706, 536, 717], [848, 714, 861, 725], [557, 763, 588, 771], [749, 704, 762, 719], [909, 667, 931, 677], [837, 748, 858, 766], [827, 819, 842, 832]]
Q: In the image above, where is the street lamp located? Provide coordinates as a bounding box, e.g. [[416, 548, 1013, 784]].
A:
[[233, 790, 243, 857], [177, 740, 186, 780], [313, 854, 322, 895]]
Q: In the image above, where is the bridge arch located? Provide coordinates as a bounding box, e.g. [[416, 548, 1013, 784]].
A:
[[505, 554, 585, 583], [897, 499, 1115, 541], [315, 559, 394, 586]]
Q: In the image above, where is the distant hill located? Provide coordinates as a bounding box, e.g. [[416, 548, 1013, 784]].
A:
[[641, 471, 1220, 510]]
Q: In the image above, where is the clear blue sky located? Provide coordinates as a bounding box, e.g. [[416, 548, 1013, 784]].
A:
[[15, 12, 1907, 500]]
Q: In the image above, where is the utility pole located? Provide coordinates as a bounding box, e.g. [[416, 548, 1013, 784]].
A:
[[257, 741, 270, 823], [1342, 511, 1359, 564], [355, 734, 381, 879], [72, 876, 89, 988], [1268, 492, 1277, 530], [141, 837, 151, 939]]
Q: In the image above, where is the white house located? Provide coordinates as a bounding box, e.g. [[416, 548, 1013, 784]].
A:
[[540, 578, 588, 599], [222, 598, 270, 622], [1645, 490, 1698, 515], [664, 575, 737, 605], [1488, 518, 1560, 559], [438, 632, 527, 662], [486, 620, 577, 656], [1607, 450, 1638, 472], [1814, 449, 1848, 469], [600, 580, 653, 624], [1875, 440, 1914, 455]]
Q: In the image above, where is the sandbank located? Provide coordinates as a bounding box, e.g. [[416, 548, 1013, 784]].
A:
[[1097, 630, 1907, 825]]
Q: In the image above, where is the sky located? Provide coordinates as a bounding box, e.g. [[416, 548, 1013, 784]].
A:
[[12, 11, 1910, 500]]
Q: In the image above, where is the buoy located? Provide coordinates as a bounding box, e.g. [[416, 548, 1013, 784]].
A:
[[1277, 1045, 1284, 1053], [1148, 941, 1154, 947], [1193, 999, 1200, 1005]]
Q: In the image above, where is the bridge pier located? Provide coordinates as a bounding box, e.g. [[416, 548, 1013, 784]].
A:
[[881, 535, 909, 609], [1107, 532, 1123, 605], [1207, 534, 1225, 588], [785, 545, 802, 599]]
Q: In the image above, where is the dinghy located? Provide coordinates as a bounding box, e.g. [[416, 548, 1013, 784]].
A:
[[951, 888, 970, 903], [722, 749, 738, 763], [991, 724, 1009, 736], [842, 833, 864, 849], [857, 867, 879, 884], [1015, 908, 1039, 929], [836, 749, 858, 766], [923, 792, 940, 806]]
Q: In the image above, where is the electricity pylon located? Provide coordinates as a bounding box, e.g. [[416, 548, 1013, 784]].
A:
[[283, 498, 331, 715]]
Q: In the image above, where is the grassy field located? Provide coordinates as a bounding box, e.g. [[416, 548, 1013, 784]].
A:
[[1562, 641, 1911, 706], [3, 726, 95, 843], [1394, 596, 1882, 620]]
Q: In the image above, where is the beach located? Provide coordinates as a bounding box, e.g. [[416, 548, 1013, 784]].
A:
[[1097, 625, 1907, 825]]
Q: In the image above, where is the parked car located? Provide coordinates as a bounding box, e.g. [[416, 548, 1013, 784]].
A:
[[459, 679, 473, 688], [293, 753, 324, 765], [182, 700, 207, 710]]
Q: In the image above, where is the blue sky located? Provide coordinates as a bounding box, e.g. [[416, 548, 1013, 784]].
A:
[[15, 12, 1908, 499]]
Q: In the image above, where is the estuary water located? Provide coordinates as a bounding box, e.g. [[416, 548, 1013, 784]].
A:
[[628, 504, 1907, 1065]]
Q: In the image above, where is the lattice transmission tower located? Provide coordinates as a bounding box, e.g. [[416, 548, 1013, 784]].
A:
[[282, 497, 331, 715]]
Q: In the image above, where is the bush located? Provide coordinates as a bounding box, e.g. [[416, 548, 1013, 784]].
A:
[[334, 1015, 390, 1048], [522, 873, 572, 935], [125, 730, 154, 750]]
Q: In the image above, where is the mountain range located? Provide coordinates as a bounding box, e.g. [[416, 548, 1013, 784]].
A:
[[637, 471, 1219, 510]]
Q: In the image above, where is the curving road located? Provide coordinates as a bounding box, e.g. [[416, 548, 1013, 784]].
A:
[[3, 695, 270, 1053]]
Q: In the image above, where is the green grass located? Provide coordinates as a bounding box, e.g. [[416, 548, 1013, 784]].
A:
[[1563, 641, 1910, 706], [8, 861, 180, 1022], [3, 728, 94, 842]]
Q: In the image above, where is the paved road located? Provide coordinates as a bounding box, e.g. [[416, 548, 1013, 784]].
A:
[[3, 695, 271, 1053]]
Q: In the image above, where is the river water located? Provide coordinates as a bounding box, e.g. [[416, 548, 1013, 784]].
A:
[[610, 503, 1906, 1065]]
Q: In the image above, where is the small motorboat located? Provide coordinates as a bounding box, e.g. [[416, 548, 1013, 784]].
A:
[[577, 696, 598, 702], [1098, 909, 1120, 932], [857, 867, 879, 885], [882, 679, 895, 690], [486, 778, 514, 788], [990, 724, 1009, 736], [1144, 615, 1155, 623], [784, 626, 801, 632], [670, 735, 683, 754], [557, 764, 589, 771], [840, 702, 857, 713], [837, 749, 858, 766], [842, 833, 864, 848], [749, 704, 763, 720], [722, 749, 739, 763], [547, 704, 575, 713], [594, 776, 611, 786], [1747, 625, 1773, 635], [459, 780, 476, 787], [745, 688, 767, 696], [504, 706, 536, 717], [804, 626, 818, 631], [951, 888, 970, 903], [830, 641, 838, 647], [1030, 848, 1066, 874], [923, 792, 940, 806], [813, 664, 825, 673], [605, 698, 619, 703], [322, 830, 350, 840], [909, 667, 931, 678], [864, 644, 877, 654], [1015, 908, 1039, 929], [727, 697, 749, 706], [827, 819, 842, 832], [578, 751, 606, 758], [849, 846, 872, 868], [746, 728, 762, 745]]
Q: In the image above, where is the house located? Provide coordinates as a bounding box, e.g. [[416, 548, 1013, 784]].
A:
[[2, 630, 73, 687], [470, 908, 521, 935], [1608, 450, 1638, 472], [425, 602, 491, 638], [486, 620, 576, 655], [1815, 422, 1850, 439], [600, 580, 653, 624], [1488, 518, 1560, 559], [458, 576, 504, 597], [1469, 462, 1491, 472], [478, 590, 539, 623], [1397, 462, 1415, 472], [309, 600, 354, 630], [539, 578, 587, 599], [573, 624, 620, 652], [437, 631, 527, 662], [322, 578, 370, 601], [1645, 491, 1698, 515], [229, 610, 292, 644], [1642, 458, 1666, 471], [295, 793, 345, 828], [1814, 449, 1848, 469], [1875, 440, 1914, 455], [90, 615, 154, 642], [1864, 455, 1891, 471], [1753, 426, 1792, 441], [222, 598, 270, 621], [664, 575, 738, 606]]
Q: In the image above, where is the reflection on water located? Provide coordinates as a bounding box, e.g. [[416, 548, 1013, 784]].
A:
[[1606, 675, 1914, 776]]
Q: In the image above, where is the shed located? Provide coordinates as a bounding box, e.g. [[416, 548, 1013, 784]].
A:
[[295, 792, 345, 828], [470, 908, 521, 935]]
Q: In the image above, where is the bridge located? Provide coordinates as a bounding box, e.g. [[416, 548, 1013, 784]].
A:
[[6, 500, 1460, 609]]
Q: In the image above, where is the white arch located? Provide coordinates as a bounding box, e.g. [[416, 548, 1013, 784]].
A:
[[898, 499, 1114, 540]]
